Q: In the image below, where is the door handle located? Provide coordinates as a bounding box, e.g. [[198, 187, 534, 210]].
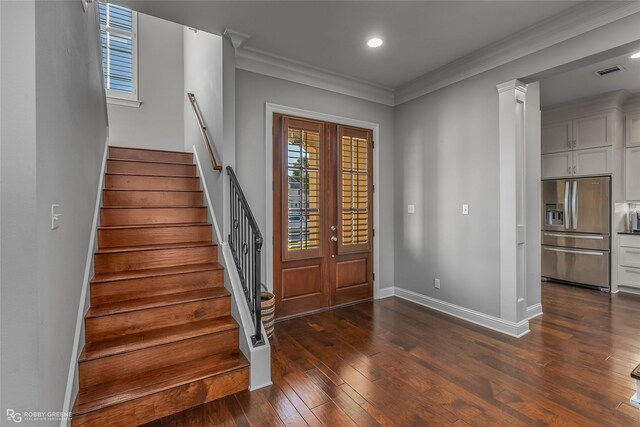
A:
[[544, 247, 603, 256], [330, 226, 337, 232], [564, 181, 570, 230], [572, 180, 578, 230], [543, 232, 603, 240], [330, 236, 338, 242]]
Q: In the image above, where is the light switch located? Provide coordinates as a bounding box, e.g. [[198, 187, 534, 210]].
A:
[[51, 204, 61, 230], [462, 204, 469, 215], [407, 204, 415, 214]]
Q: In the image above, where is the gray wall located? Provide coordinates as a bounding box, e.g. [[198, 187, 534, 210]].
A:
[[235, 69, 395, 289], [393, 12, 640, 317], [1, 0, 39, 416], [1, 0, 108, 421], [107, 13, 184, 151], [183, 28, 225, 231]]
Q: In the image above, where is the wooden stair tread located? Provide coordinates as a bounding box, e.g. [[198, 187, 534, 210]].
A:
[[86, 287, 229, 318], [92, 263, 223, 283], [101, 205, 206, 209], [105, 172, 200, 179], [109, 145, 193, 156], [107, 158, 195, 166], [80, 316, 237, 362], [96, 241, 216, 254], [73, 351, 249, 415], [98, 222, 209, 230], [103, 189, 202, 193], [632, 363, 640, 380]]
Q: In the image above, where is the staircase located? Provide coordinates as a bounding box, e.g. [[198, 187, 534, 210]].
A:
[[72, 146, 248, 427]]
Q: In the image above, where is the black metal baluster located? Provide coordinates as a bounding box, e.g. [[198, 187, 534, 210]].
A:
[[226, 167, 264, 346]]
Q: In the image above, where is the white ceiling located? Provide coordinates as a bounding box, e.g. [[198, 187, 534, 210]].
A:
[[540, 51, 640, 106], [121, 0, 582, 89]]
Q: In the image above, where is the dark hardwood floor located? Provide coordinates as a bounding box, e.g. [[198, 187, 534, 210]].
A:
[[145, 283, 640, 426]]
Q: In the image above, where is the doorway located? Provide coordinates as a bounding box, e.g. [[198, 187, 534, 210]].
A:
[[273, 113, 374, 319]]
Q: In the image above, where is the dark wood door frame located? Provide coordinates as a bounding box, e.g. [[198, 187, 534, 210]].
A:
[[272, 112, 376, 320]]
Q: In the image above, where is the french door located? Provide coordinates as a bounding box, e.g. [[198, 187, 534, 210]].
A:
[[273, 114, 374, 319]]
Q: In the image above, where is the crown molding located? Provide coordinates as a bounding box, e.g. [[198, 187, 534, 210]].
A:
[[496, 79, 527, 94], [395, 1, 640, 105], [223, 28, 251, 51], [235, 46, 395, 106]]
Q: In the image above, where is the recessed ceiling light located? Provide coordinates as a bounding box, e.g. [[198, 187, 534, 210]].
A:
[[367, 38, 383, 48], [631, 51, 640, 59]]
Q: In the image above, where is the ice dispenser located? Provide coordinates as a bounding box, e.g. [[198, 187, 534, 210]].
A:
[[545, 204, 564, 226]]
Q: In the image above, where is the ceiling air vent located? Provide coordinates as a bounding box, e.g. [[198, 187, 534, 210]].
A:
[[593, 65, 625, 77]]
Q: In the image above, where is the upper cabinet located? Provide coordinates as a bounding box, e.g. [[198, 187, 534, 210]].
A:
[[542, 113, 613, 154], [541, 91, 625, 181], [542, 121, 572, 153], [627, 112, 640, 148], [542, 147, 612, 179], [625, 146, 640, 201], [573, 113, 612, 150]]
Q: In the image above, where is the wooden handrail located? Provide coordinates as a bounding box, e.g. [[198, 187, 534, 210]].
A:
[[187, 92, 222, 171]]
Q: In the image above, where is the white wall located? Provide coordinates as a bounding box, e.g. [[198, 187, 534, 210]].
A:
[[107, 13, 184, 151], [1, 0, 108, 422], [235, 69, 395, 290], [393, 13, 640, 318], [183, 28, 224, 226]]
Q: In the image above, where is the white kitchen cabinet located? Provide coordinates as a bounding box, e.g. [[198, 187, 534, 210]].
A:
[[542, 152, 572, 178], [574, 146, 612, 176], [542, 113, 612, 154], [542, 147, 611, 179], [542, 121, 572, 154], [573, 113, 612, 150], [626, 146, 640, 201], [627, 112, 640, 148], [618, 234, 640, 291]]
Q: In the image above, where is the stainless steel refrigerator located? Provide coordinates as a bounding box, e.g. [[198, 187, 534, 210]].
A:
[[541, 176, 611, 290]]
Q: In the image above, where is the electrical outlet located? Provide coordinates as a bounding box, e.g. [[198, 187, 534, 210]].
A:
[[434, 278, 441, 289], [407, 204, 415, 214], [462, 204, 469, 215]]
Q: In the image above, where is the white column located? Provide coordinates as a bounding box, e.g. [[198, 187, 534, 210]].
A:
[[497, 80, 528, 327]]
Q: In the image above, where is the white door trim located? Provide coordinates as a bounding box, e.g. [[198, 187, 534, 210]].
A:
[[264, 103, 382, 299]]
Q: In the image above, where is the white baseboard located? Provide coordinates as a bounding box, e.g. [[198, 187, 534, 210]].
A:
[[525, 303, 543, 320], [618, 286, 640, 296], [393, 287, 531, 338], [630, 392, 639, 408], [61, 139, 109, 427], [192, 146, 222, 244], [376, 286, 395, 299]]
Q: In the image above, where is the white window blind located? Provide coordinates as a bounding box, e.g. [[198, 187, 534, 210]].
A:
[[99, 3, 138, 102]]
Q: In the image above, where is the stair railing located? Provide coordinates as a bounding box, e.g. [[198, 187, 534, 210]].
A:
[[227, 166, 264, 346], [187, 93, 222, 171]]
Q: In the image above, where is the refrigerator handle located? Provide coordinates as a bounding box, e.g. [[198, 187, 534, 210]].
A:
[[564, 181, 570, 230], [572, 180, 578, 230]]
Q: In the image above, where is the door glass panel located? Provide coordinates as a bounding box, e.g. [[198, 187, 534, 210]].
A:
[[340, 134, 369, 246], [287, 127, 321, 251]]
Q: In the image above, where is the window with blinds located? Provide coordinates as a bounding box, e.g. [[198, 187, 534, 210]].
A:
[[286, 125, 321, 254], [339, 129, 371, 252], [99, 3, 138, 101]]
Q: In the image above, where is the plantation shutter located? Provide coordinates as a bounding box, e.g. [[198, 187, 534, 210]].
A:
[[99, 3, 137, 98]]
